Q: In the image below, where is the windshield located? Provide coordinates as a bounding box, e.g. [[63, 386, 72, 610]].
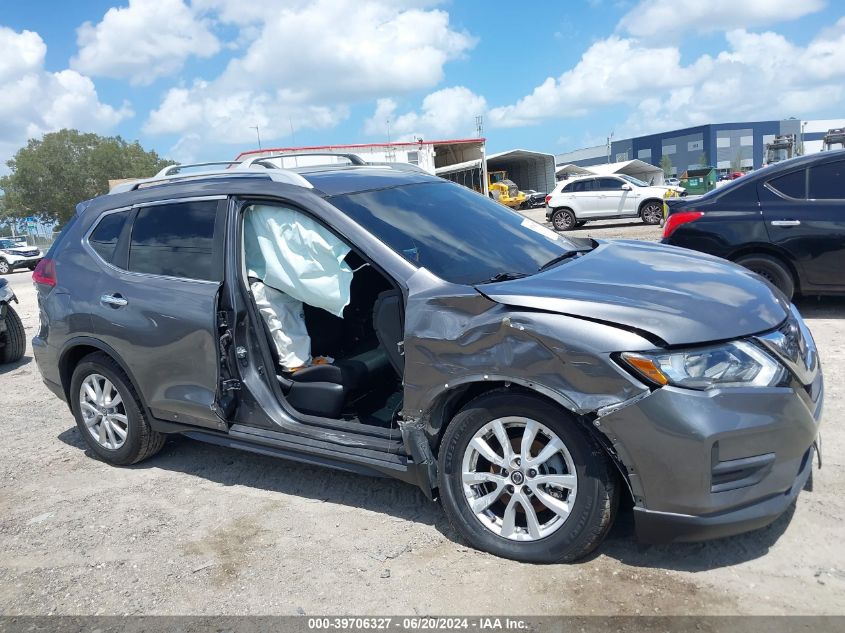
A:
[[331, 181, 585, 285], [0, 239, 23, 249], [619, 174, 650, 187]]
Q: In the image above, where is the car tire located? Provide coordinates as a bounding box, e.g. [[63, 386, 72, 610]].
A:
[[640, 201, 663, 225], [0, 259, 9, 275], [0, 305, 25, 363], [735, 254, 795, 300], [551, 208, 576, 232], [437, 391, 619, 563], [70, 352, 166, 466]]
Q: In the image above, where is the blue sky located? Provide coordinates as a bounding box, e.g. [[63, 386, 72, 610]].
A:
[[1, 0, 843, 167]]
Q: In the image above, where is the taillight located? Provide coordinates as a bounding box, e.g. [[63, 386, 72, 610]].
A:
[[32, 258, 56, 287], [545, 195, 552, 205], [663, 211, 703, 239]]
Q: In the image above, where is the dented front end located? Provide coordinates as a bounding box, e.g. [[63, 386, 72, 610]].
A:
[[397, 268, 822, 544]]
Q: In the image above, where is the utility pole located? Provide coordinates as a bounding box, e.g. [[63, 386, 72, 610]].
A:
[[250, 125, 262, 150], [475, 115, 484, 138], [607, 131, 614, 164], [289, 117, 296, 146], [386, 118, 391, 145]]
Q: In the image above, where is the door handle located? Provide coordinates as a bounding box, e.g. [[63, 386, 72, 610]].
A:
[[770, 220, 801, 227], [100, 293, 128, 308]]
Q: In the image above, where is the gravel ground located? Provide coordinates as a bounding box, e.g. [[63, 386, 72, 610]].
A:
[[1, 219, 843, 616]]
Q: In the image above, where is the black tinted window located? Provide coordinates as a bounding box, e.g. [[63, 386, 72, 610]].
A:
[[331, 182, 584, 285], [598, 178, 623, 190], [128, 201, 218, 280], [808, 161, 845, 199], [571, 180, 595, 192], [768, 170, 806, 199], [89, 211, 129, 263]]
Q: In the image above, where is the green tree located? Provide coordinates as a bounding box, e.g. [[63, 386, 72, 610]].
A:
[[659, 154, 673, 178], [0, 129, 174, 225]]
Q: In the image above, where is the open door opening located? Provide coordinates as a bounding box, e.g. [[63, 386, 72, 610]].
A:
[[241, 202, 404, 430]]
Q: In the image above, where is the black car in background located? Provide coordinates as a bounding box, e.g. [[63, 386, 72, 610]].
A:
[[663, 150, 845, 300], [521, 189, 547, 209]]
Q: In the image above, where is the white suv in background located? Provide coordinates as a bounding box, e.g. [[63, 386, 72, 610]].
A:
[[545, 175, 673, 231], [0, 238, 43, 275]]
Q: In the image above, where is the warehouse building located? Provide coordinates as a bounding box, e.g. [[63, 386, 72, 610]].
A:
[[555, 118, 845, 176], [236, 140, 556, 197]]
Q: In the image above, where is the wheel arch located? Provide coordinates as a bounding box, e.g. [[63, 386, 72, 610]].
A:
[[727, 245, 801, 294], [58, 338, 149, 413], [423, 378, 634, 505]]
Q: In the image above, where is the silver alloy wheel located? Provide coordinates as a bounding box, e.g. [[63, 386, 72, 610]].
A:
[[79, 373, 128, 450], [461, 416, 578, 542], [552, 210, 574, 231], [642, 202, 663, 224], [0, 260, 8, 274]]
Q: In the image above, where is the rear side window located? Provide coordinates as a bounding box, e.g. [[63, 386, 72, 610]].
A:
[[768, 170, 806, 199], [808, 161, 845, 200], [128, 200, 219, 281], [89, 210, 129, 263]]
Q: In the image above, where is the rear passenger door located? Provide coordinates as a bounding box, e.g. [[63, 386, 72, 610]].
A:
[[761, 159, 845, 289], [88, 197, 228, 431]]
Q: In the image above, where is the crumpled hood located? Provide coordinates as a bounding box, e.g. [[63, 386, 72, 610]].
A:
[[478, 240, 789, 346]]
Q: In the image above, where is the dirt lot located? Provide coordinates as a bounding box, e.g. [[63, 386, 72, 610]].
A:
[[1, 218, 843, 616]]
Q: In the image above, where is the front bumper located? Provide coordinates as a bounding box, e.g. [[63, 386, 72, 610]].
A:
[[597, 377, 823, 544], [7, 256, 42, 270], [634, 442, 815, 543]]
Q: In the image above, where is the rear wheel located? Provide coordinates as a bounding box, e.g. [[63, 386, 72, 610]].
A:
[[437, 392, 618, 563], [640, 201, 663, 225], [0, 305, 25, 363], [0, 260, 9, 275], [551, 208, 576, 232], [70, 352, 165, 465], [735, 254, 795, 300]]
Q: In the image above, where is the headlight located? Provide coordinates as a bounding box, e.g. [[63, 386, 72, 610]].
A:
[[620, 340, 787, 390], [0, 249, 15, 255]]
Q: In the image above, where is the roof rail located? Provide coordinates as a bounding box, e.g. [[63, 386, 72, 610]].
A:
[[154, 161, 243, 177], [108, 161, 314, 195], [238, 152, 367, 168]]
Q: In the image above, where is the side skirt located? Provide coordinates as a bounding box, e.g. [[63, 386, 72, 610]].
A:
[[150, 418, 425, 488]]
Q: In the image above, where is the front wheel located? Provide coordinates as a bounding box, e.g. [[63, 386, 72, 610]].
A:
[[0, 304, 25, 363], [640, 201, 663, 225], [437, 392, 618, 563], [0, 260, 9, 275], [551, 208, 576, 231]]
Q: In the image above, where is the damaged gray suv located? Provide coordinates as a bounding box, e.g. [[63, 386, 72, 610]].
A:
[[33, 156, 822, 563]]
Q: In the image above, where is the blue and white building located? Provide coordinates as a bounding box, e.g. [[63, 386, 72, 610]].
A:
[[555, 119, 845, 175]]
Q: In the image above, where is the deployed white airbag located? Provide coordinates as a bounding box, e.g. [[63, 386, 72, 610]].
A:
[[244, 204, 353, 317]]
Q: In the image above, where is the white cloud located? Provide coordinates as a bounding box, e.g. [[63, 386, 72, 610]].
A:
[[364, 87, 486, 140], [488, 37, 690, 127], [618, 0, 825, 38], [622, 22, 845, 135], [143, 0, 474, 149], [144, 80, 348, 143], [488, 14, 845, 138], [72, 0, 220, 86], [0, 27, 132, 167]]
